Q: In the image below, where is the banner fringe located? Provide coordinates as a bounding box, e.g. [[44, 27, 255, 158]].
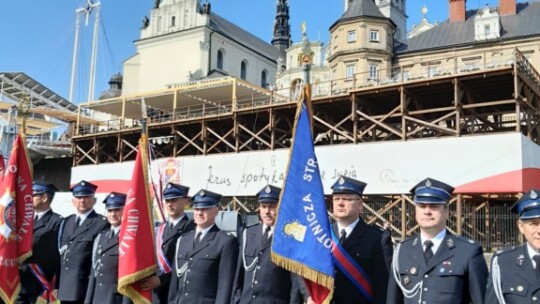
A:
[[118, 265, 157, 304], [271, 252, 334, 289]]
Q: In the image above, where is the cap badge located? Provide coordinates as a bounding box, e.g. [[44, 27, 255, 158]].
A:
[[199, 190, 205, 196], [167, 184, 172, 189], [531, 190, 538, 199], [265, 186, 271, 193], [339, 177, 345, 185], [110, 193, 115, 198], [425, 179, 432, 188], [81, 181, 86, 186]]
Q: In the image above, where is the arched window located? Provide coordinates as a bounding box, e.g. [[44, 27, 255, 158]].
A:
[[261, 70, 268, 88], [217, 50, 224, 70], [240, 60, 248, 80]]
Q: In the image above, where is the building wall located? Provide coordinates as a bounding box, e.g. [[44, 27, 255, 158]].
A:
[[394, 39, 540, 81], [210, 33, 277, 88], [328, 19, 393, 83], [124, 28, 208, 94]]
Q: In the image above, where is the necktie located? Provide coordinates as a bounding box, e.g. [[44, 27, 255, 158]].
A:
[[263, 226, 271, 242], [34, 214, 38, 222], [424, 240, 434, 263], [194, 231, 202, 245], [74, 216, 81, 233], [339, 229, 347, 245], [533, 255, 540, 278], [109, 229, 115, 239]]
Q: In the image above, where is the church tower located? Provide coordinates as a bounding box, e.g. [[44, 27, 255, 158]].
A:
[[271, 0, 291, 52], [374, 0, 407, 42]]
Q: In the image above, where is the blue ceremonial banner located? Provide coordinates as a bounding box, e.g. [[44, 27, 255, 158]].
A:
[[271, 85, 334, 303]]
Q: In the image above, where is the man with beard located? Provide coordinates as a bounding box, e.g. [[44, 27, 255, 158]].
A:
[[85, 192, 131, 304], [17, 182, 63, 304], [139, 182, 194, 303], [486, 189, 540, 303], [330, 176, 392, 304], [57, 180, 110, 304], [168, 189, 238, 304], [386, 178, 488, 304]]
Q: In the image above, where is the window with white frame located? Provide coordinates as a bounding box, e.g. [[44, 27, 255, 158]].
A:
[[171, 16, 176, 27], [370, 30, 380, 42], [369, 64, 378, 80], [347, 31, 356, 43], [484, 24, 491, 37], [346, 64, 355, 79]]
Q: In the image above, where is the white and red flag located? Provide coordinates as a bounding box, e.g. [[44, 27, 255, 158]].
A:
[[0, 134, 34, 303]]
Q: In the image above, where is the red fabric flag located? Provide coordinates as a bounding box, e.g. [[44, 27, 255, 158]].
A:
[[118, 136, 157, 304], [0, 134, 34, 303], [0, 154, 5, 182]]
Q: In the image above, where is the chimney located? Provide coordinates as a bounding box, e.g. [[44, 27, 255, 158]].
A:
[[499, 0, 516, 16], [449, 0, 466, 22]]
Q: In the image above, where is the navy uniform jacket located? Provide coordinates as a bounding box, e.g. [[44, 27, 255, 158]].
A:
[[168, 224, 239, 304], [19, 210, 63, 297], [486, 245, 540, 303], [387, 232, 488, 304], [232, 223, 297, 304], [84, 229, 131, 304], [152, 216, 194, 304], [331, 219, 393, 304], [58, 210, 110, 301]]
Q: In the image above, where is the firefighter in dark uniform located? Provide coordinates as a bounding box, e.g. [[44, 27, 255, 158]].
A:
[[486, 189, 540, 303], [17, 182, 63, 304], [138, 182, 195, 303], [232, 185, 303, 304], [330, 176, 393, 304], [386, 178, 488, 304], [57, 180, 110, 304], [85, 192, 131, 304], [168, 189, 239, 304]]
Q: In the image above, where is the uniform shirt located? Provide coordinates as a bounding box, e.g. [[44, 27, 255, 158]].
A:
[[420, 229, 446, 255], [34, 209, 51, 221], [195, 224, 214, 241], [77, 209, 94, 226], [527, 243, 540, 268], [336, 218, 359, 238], [169, 215, 186, 227]]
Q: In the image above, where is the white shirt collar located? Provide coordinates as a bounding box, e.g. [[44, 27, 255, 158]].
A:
[[262, 224, 274, 237], [527, 243, 540, 267], [195, 224, 215, 241], [421, 229, 447, 254], [170, 214, 186, 227], [77, 209, 94, 225], [337, 218, 360, 238], [35, 209, 51, 221], [112, 225, 121, 235]]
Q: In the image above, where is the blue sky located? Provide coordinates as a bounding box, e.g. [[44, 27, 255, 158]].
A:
[[0, 0, 510, 104]]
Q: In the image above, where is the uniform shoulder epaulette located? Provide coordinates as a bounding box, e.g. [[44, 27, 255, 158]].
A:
[[244, 221, 259, 229], [454, 235, 479, 246], [494, 246, 517, 256], [398, 235, 417, 244]]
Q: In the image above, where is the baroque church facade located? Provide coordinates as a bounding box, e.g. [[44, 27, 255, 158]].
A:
[[122, 0, 287, 95]]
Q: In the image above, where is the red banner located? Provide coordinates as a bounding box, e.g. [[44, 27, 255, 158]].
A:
[[0, 134, 34, 303], [118, 136, 157, 304], [0, 154, 5, 182]]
